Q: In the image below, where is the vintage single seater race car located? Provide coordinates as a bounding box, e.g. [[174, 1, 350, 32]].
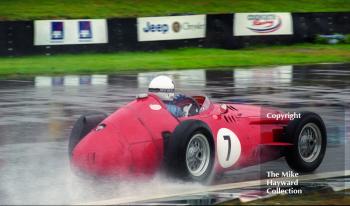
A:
[[69, 93, 327, 182]]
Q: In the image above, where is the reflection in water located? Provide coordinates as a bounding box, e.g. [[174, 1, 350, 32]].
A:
[[138, 69, 206, 91], [0, 63, 349, 204], [234, 65, 292, 88], [35, 75, 108, 87]]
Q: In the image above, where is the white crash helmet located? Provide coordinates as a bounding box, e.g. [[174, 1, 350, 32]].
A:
[[148, 75, 175, 101]]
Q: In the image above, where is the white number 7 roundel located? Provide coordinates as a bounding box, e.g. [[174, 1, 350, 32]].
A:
[[217, 128, 241, 168]]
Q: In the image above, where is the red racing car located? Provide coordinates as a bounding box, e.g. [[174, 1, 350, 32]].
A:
[[69, 93, 327, 182]]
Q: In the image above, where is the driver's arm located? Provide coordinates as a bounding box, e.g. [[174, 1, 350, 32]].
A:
[[166, 103, 185, 117]]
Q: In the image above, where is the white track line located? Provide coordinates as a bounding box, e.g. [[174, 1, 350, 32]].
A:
[[77, 170, 350, 205]]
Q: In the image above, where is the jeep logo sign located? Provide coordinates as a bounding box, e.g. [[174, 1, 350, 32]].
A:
[[143, 22, 169, 34], [234, 13, 293, 36], [137, 15, 206, 41]]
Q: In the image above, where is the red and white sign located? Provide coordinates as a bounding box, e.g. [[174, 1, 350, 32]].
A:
[[234, 13, 293, 36]]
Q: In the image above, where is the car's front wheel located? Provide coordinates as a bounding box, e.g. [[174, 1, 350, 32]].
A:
[[164, 120, 215, 183], [185, 132, 212, 179]]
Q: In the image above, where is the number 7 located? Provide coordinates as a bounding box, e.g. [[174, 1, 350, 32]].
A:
[[223, 135, 231, 161]]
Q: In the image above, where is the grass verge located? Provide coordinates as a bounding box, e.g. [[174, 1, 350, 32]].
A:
[[0, 44, 349, 77], [0, 0, 350, 20]]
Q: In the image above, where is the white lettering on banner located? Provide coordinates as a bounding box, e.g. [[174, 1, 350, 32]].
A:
[[137, 15, 206, 41], [34, 19, 108, 45], [266, 112, 301, 120], [234, 13, 293, 36]]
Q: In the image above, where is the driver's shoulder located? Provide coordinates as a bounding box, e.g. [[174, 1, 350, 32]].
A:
[[174, 94, 187, 102]]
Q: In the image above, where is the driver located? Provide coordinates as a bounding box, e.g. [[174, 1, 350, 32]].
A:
[[148, 75, 186, 117]]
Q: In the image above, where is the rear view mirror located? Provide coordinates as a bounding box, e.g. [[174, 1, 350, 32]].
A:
[[220, 104, 228, 114]]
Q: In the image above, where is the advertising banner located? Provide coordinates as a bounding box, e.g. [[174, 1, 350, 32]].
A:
[[137, 15, 206, 41], [234, 13, 293, 36], [34, 19, 108, 45]]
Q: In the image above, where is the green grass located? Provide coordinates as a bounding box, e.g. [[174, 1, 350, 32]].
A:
[[0, 0, 349, 20], [0, 44, 349, 77]]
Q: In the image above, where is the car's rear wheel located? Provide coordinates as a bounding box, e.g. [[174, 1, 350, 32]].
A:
[[68, 112, 107, 158], [285, 112, 327, 173], [164, 120, 215, 183]]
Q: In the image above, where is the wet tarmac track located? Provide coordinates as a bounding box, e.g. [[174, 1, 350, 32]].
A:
[[0, 64, 349, 204]]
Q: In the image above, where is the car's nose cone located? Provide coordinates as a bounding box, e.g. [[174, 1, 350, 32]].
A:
[[71, 127, 132, 176], [70, 105, 171, 177]]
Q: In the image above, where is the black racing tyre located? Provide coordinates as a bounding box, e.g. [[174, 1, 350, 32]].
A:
[[164, 120, 215, 183], [68, 112, 107, 158], [285, 112, 327, 173]]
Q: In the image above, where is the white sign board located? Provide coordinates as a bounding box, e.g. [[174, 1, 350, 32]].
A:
[[234, 13, 293, 36], [137, 15, 206, 41], [34, 19, 108, 45]]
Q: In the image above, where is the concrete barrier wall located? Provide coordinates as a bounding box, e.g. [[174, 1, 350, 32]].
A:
[[0, 12, 349, 56]]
